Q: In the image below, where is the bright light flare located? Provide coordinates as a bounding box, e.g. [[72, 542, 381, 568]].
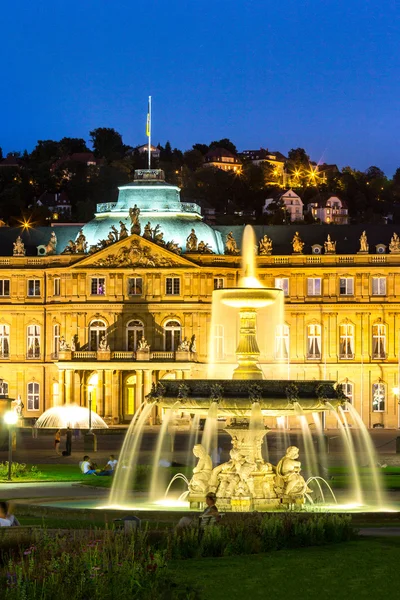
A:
[[4, 410, 18, 425]]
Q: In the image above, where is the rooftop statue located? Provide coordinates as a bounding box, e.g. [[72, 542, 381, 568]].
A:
[[13, 235, 25, 257], [45, 231, 57, 255], [188, 444, 213, 495], [152, 224, 165, 246], [274, 446, 310, 498], [143, 221, 152, 240], [198, 240, 213, 253], [389, 232, 400, 254], [359, 230, 369, 253], [166, 240, 182, 254], [324, 234, 336, 254], [119, 221, 128, 240], [110, 225, 119, 241], [75, 230, 87, 253], [292, 231, 304, 254], [258, 234, 273, 255], [62, 240, 77, 254], [98, 334, 110, 351], [225, 231, 240, 255], [129, 204, 141, 235], [186, 228, 198, 252]]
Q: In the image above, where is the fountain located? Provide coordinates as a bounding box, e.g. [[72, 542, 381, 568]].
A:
[[36, 404, 108, 429], [108, 225, 387, 513]]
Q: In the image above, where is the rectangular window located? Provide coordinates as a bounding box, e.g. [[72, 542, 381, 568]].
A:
[[128, 277, 143, 296], [0, 324, 10, 358], [53, 324, 60, 358], [372, 324, 386, 359], [91, 278, 105, 295], [372, 277, 386, 296], [166, 277, 180, 295], [307, 324, 321, 359], [27, 325, 40, 359], [339, 277, 354, 295], [339, 323, 354, 359], [214, 278, 224, 290], [275, 324, 289, 360], [28, 280, 41, 297], [372, 382, 385, 412], [27, 382, 40, 411], [307, 278, 321, 296], [275, 278, 289, 296], [341, 382, 354, 410], [0, 279, 10, 296], [53, 278, 60, 297]]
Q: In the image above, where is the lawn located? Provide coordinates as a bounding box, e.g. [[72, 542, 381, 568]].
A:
[[169, 537, 400, 600]]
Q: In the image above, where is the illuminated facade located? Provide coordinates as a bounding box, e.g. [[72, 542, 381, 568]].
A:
[[0, 172, 399, 429]]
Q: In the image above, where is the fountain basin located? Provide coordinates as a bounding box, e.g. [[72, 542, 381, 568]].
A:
[[218, 287, 282, 308]]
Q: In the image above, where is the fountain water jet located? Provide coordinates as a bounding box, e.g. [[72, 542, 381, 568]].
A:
[[36, 404, 108, 429]]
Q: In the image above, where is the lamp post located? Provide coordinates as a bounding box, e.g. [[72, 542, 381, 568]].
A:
[[84, 383, 97, 453], [4, 410, 18, 480]]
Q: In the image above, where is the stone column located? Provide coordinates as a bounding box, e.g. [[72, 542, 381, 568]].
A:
[[104, 370, 113, 417], [143, 370, 154, 423], [65, 369, 74, 404], [59, 370, 65, 405], [111, 371, 120, 423], [97, 370, 104, 416], [135, 370, 143, 412]]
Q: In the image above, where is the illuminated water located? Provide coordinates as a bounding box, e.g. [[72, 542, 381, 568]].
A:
[[35, 404, 108, 429]]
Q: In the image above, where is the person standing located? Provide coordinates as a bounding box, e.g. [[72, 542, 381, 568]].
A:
[[54, 429, 61, 455], [32, 418, 38, 439], [65, 426, 72, 456]]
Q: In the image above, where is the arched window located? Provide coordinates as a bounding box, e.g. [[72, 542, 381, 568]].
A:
[[164, 320, 181, 351], [126, 320, 144, 351], [275, 324, 289, 360], [27, 325, 41, 359], [307, 324, 321, 359], [89, 320, 106, 351], [53, 324, 60, 358], [0, 380, 8, 396], [372, 323, 386, 359], [339, 323, 354, 359], [27, 382, 40, 411], [372, 381, 386, 412], [0, 324, 10, 358]]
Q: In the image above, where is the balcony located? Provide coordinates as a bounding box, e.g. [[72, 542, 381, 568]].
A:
[[58, 349, 194, 362]]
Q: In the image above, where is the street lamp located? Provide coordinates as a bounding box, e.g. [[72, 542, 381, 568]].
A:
[[84, 383, 97, 453], [4, 410, 18, 481]]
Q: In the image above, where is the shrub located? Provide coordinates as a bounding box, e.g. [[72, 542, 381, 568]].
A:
[[0, 462, 43, 480]]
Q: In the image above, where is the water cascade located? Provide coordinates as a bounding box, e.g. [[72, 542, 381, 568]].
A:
[[149, 406, 178, 501]]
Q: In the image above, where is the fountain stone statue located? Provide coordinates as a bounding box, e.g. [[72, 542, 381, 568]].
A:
[[188, 444, 213, 495], [274, 446, 310, 499]]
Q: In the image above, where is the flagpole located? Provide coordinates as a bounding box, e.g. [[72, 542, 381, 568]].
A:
[[148, 95, 152, 170]]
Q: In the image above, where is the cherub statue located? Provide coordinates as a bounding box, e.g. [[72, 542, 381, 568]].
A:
[[324, 234, 336, 254], [259, 234, 273, 255], [137, 338, 150, 351], [198, 240, 213, 253], [359, 230, 369, 253], [13, 235, 25, 257], [129, 204, 141, 235], [389, 233, 400, 254], [292, 231, 304, 254], [225, 231, 239, 255], [177, 337, 190, 351], [59, 336, 69, 351], [274, 446, 310, 498], [75, 230, 87, 253], [143, 221, 152, 240], [188, 444, 213, 495], [99, 335, 110, 351], [186, 228, 198, 252], [119, 221, 128, 240]]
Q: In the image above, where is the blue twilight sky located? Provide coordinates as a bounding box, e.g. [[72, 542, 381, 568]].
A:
[[1, 0, 399, 174]]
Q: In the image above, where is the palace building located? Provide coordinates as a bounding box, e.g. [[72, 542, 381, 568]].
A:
[[1, 170, 400, 429]]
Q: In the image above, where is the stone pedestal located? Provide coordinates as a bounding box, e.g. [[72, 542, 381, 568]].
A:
[[136, 350, 150, 361], [84, 432, 97, 453], [59, 350, 72, 361], [176, 350, 191, 361], [97, 350, 111, 361]]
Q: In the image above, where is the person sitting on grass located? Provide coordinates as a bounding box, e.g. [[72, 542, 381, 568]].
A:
[[79, 455, 97, 475], [176, 492, 220, 529], [0, 501, 20, 527], [97, 454, 118, 476]]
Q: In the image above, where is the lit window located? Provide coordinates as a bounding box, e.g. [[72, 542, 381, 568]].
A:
[[126, 320, 144, 351], [214, 324, 224, 360], [53, 278, 60, 297], [0, 325, 10, 358], [28, 280, 41, 297], [27, 382, 40, 411], [307, 324, 321, 359], [0, 280, 10, 296], [52, 382, 59, 405], [339, 278, 354, 295], [91, 278, 105, 295], [164, 320, 181, 351], [166, 277, 180, 296], [339, 323, 354, 359], [341, 381, 354, 409], [89, 320, 106, 350], [275, 324, 289, 360], [128, 277, 143, 296], [372, 382, 385, 412], [307, 278, 321, 296], [214, 278, 224, 290], [372, 277, 386, 296], [0, 380, 9, 396], [275, 278, 289, 296], [27, 325, 40, 359], [372, 324, 386, 359], [53, 324, 60, 358]]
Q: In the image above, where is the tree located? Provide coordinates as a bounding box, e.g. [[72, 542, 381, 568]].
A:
[[58, 137, 89, 155], [89, 128, 126, 161], [287, 148, 310, 165], [209, 138, 238, 155], [183, 149, 204, 171], [192, 143, 209, 155]]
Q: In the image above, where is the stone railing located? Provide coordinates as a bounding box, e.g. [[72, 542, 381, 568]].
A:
[[150, 351, 175, 360], [112, 351, 136, 360], [56, 349, 195, 363], [72, 351, 97, 360]]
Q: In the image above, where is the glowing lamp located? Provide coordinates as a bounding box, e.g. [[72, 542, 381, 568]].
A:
[[4, 410, 18, 425], [393, 387, 399, 396]]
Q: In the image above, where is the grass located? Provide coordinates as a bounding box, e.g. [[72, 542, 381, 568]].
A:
[[169, 538, 400, 600]]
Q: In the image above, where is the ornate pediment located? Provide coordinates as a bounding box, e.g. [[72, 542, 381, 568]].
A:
[[73, 235, 197, 269]]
